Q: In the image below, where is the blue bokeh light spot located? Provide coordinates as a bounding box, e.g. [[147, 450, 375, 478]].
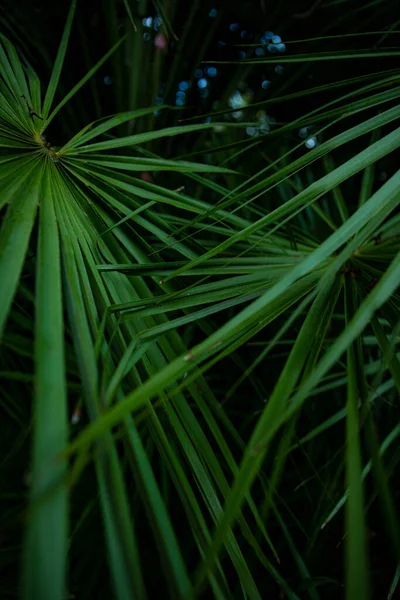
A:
[[272, 35, 281, 43], [206, 67, 217, 77], [209, 8, 217, 17], [246, 126, 259, 137], [229, 90, 245, 109], [179, 80, 189, 91], [276, 43, 286, 53], [194, 68, 203, 78], [103, 75, 112, 85], [229, 23, 239, 32], [299, 127, 309, 138], [261, 80, 270, 89], [197, 78, 208, 89]]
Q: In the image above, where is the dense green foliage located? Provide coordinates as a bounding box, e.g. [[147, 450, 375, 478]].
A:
[[0, 1, 399, 598]]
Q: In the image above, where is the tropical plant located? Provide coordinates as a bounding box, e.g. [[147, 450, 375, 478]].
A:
[[0, 1, 400, 599]]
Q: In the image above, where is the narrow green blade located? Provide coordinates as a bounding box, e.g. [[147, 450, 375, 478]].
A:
[[0, 163, 41, 338], [42, 0, 77, 118], [22, 165, 68, 600], [344, 280, 370, 600]]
